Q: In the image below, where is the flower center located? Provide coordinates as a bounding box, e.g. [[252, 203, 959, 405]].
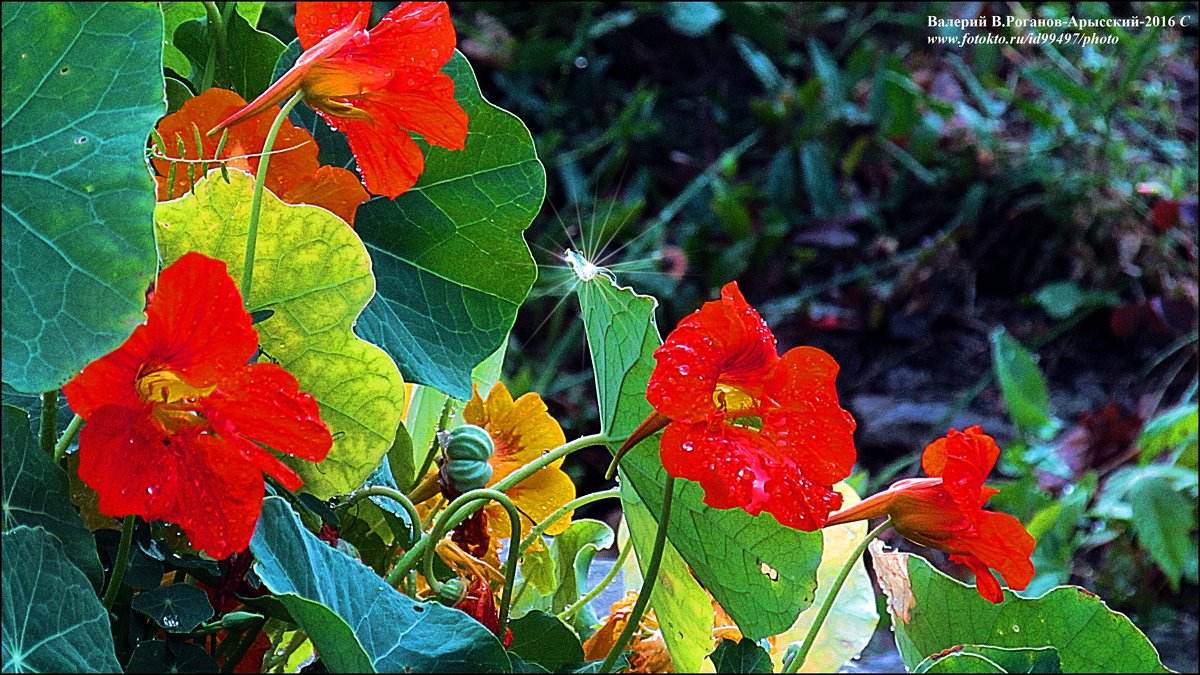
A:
[[713, 383, 758, 417], [301, 60, 394, 123], [136, 368, 216, 433]]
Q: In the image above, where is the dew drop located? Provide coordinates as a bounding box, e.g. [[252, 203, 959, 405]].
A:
[[1011, 624, 1020, 633], [574, 55, 588, 69]]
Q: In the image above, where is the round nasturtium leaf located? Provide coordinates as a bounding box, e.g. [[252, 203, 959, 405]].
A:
[[2, 2, 162, 393], [154, 170, 405, 498]]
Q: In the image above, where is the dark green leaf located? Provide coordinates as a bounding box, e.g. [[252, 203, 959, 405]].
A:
[[799, 142, 840, 218], [915, 651, 1006, 673], [990, 328, 1057, 437], [250, 496, 511, 673], [874, 550, 1169, 673], [130, 584, 214, 633], [174, 8, 284, 101], [507, 610, 583, 671], [387, 420, 416, 493], [1, 526, 119, 673], [560, 653, 631, 673], [577, 274, 822, 640], [126, 640, 218, 673], [354, 52, 545, 398], [711, 638, 773, 673], [2, 2, 161, 393], [1, 405, 101, 589], [1127, 472, 1196, 590], [664, 2, 724, 37]]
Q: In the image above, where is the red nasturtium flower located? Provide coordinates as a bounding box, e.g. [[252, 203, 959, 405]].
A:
[[824, 426, 1036, 603], [623, 282, 857, 531], [210, 1, 469, 198], [153, 88, 369, 226], [456, 577, 513, 647], [63, 253, 333, 559]]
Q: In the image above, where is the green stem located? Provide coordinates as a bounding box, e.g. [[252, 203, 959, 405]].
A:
[[518, 488, 621, 552], [599, 476, 676, 673], [558, 541, 631, 622], [492, 433, 608, 493], [782, 518, 891, 674], [102, 515, 136, 610], [416, 489, 521, 638], [341, 486, 422, 542], [263, 630, 306, 673], [53, 414, 83, 463], [39, 392, 57, 456], [241, 91, 304, 306], [415, 397, 456, 484], [219, 617, 267, 674], [198, 2, 227, 93]]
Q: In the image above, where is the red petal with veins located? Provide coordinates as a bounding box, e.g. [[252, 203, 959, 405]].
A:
[[762, 346, 857, 485], [921, 426, 1000, 511], [77, 406, 265, 559], [648, 282, 778, 422], [951, 554, 1005, 604], [296, 1, 371, 50]]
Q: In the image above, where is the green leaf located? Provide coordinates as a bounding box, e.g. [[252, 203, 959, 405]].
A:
[[155, 170, 406, 498], [130, 584, 214, 633], [354, 51, 545, 399], [173, 6, 284, 100], [990, 328, 1057, 437], [711, 639, 773, 673], [386, 420, 416, 493], [1138, 404, 1198, 464], [506, 610, 584, 672], [2, 1, 162, 393], [250, 496, 511, 673], [620, 477, 713, 672], [664, 2, 724, 37], [799, 142, 841, 218], [914, 645, 1062, 674], [1127, 472, 1196, 590], [872, 548, 1169, 673], [763, 484, 877, 672], [549, 519, 614, 634], [126, 640, 219, 673], [1, 405, 102, 589], [576, 273, 823, 640], [2, 526, 120, 673], [161, 2, 206, 77]]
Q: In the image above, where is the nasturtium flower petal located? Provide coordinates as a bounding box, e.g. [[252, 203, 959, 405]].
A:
[[213, 1, 468, 198], [63, 253, 333, 558], [153, 87, 367, 225], [463, 383, 575, 540], [825, 427, 1035, 603], [641, 281, 855, 531]]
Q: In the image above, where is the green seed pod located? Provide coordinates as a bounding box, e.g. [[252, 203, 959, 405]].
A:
[[441, 425, 495, 492], [435, 577, 467, 606]]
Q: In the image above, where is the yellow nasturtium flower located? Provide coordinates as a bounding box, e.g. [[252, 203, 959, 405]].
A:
[[464, 382, 577, 540]]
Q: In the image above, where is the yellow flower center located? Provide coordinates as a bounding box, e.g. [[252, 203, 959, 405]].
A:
[[713, 382, 758, 417], [136, 368, 216, 433]]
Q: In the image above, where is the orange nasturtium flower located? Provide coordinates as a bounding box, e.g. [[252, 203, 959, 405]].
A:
[[623, 282, 857, 530], [825, 426, 1035, 603], [63, 253, 333, 559], [210, 1, 469, 199], [153, 88, 369, 226], [462, 382, 577, 543]]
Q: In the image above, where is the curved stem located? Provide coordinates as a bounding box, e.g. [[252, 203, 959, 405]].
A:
[[782, 518, 892, 674], [241, 91, 304, 306], [102, 515, 137, 610], [492, 433, 608, 494], [518, 488, 621, 553], [53, 414, 83, 463], [39, 392, 57, 456], [418, 489, 521, 638], [558, 541, 631, 622], [341, 486, 422, 542], [599, 476, 676, 673]]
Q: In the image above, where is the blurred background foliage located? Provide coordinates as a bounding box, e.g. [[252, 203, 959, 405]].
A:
[[260, 0, 1198, 664]]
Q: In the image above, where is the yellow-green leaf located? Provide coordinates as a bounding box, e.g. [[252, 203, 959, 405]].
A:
[[154, 170, 405, 498], [765, 483, 878, 672]]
